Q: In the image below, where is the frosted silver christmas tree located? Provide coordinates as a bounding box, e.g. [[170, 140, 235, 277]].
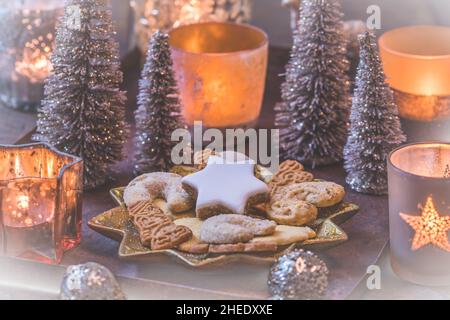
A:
[[134, 31, 185, 174], [35, 0, 128, 189], [275, 0, 351, 167], [344, 32, 406, 195]]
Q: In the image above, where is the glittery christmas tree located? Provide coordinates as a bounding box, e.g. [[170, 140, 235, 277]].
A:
[[133, 31, 185, 174], [275, 0, 351, 168], [34, 0, 127, 189], [344, 32, 406, 195]]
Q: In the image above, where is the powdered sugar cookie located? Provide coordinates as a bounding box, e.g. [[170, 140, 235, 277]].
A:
[[124, 172, 193, 213], [199, 214, 277, 244]]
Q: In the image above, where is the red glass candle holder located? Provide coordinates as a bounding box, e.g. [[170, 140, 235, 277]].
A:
[[0, 143, 83, 264], [388, 142, 450, 285]]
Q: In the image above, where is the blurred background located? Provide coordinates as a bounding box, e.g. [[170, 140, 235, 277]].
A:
[[111, 0, 450, 51], [2, 0, 450, 143]]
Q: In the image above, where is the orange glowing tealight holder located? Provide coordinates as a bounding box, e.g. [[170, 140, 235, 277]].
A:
[[0, 143, 83, 264], [388, 143, 450, 285], [380, 26, 450, 141], [169, 22, 268, 129]]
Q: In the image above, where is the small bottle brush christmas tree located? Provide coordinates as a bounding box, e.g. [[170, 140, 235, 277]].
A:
[[344, 32, 406, 195], [275, 0, 351, 167], [35, 0, 127, 189], [133, 31, 185, 174]]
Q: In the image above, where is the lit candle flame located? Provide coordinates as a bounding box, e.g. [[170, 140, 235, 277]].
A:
[[14, 156, 22, 177], [17, 195, 29, 210], [47, 157, 54, 177]]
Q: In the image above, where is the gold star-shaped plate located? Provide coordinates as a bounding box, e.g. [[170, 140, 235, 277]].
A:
[[88, 167, 360, 267]]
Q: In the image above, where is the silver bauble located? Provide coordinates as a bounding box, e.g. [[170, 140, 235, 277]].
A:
[[268, 249, 328, 300], [60, 262, 126, 300]]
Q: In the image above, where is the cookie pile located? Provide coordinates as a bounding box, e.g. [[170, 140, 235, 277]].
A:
[[267, 161, 345, 226], [129, 200, 192, 250], [123, 151, 346, 254]]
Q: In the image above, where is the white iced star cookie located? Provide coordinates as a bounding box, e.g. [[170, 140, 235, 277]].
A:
[[181, 152, 269, 219]]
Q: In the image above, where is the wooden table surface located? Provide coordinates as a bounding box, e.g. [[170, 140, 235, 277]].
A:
[[6, 47, 389, 300]]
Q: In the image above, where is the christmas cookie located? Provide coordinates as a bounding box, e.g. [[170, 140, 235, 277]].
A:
[[181, 154, 269, 219], [124, 172, 193, 213], [174, 217, 278, 253], [193, 149, 216, 170], [269, 160, 314, 190], [250, 225, 316, 246], [279, 159, 306, 172], [267, 198, 318, 226], [174, 217, 316, 253], [273, 181, 345, 208], [131, 201, 192, 250], [169, 165, 199, 177], [199, 214, 277, 244], [128, 200, 161, 217], [150, 223, 192, 251], [209, 242, 278, 253], [174, 217, 210, 254]]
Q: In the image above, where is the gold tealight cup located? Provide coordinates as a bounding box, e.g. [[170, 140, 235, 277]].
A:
[[379, 26, 450, 141], [169, 22, 268, 129]]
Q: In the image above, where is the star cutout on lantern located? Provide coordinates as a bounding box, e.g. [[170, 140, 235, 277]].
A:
[[181, 152, 269, 216], [400, 196, 450, 252], [444, 164, 450, 178]]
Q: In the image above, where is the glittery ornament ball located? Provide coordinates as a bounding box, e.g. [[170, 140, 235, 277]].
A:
[[60, 262, 126, 300], [268, 249, 328, 300]]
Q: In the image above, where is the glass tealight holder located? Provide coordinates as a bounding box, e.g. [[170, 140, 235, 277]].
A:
[[0, 0, 62, 111], [379, 26, 450, 141], [169, 22, 268, 129], [0, 143, 83, 264], [388, 142, 450, 285]]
